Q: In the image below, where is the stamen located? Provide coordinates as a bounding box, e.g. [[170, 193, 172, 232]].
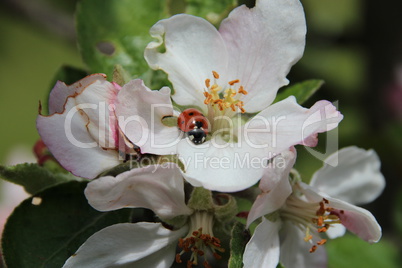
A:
[[281, 195, 342, 254], [309, 245, 317, 253], [177, 228, 225, 267], [211, 84, 219, 90], [204, 261, 212, 268], [318, 225, 328, 233], [205, 79, 210, 88], [238, 86, 248, 95], [203, 72, 247, 114], [176, 254, 182, 263], [228, 79, 240, 85]]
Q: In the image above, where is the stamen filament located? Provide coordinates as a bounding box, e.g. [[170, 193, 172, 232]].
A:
[[176, 212, 224, 267]]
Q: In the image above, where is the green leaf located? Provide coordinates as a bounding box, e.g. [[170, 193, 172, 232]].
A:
[[273, 79, 324, 105], [1, 181, 133, 268], [0, 163, 81, 195], [76, 0, 168, 79], [326, 235, 399, 268], [184, 0, 237, 26], [228, 222, 250, 268]]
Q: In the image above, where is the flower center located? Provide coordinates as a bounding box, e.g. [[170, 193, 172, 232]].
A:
[[280, 194, 342, 253], [203, 71, 247, 115], [176, 211, 225, 268]]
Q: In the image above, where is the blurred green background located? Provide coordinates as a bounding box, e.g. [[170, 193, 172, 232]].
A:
[[0, 0, 401, 267]]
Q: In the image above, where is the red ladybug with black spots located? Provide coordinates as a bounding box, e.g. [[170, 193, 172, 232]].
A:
[[177, 108, 209, 144]]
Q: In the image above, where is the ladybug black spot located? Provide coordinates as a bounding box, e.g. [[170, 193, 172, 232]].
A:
[[188, 112, 194, 116], [193, 120, 204, 128]]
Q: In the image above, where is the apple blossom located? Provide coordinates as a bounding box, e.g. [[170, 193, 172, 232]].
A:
[[63, 163, 236, 268], [244, 147, 385, 268], [116, 0, 343, 192], [36, 74, 135, 179]]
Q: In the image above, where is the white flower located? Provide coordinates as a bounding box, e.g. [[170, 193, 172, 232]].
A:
[[63, 163, 227, 268], [116, 0, 343, 192], [36, 74, 133, 179], [243, 146, 385, 268]]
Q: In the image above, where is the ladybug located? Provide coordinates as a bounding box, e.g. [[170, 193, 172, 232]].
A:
[[177, 108, 209, 144]]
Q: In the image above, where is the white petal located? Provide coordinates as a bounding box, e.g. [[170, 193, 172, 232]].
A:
[[243, 96, 343, 154], [301, 183, 382, 243], [219, 0, 306, 112], [177, 136, 269, 192], [115, 79, 182, 155], [62, 222, 187, 268], [37, 99, 120, 179], [246, 149, 296, 226], [310, 146, 385, 205], [243, 218, 280, 268], [259, 147, 296, 192], [48, 74, 107, 114], [280, 221, 327, 268], [145, 14, 229, 111], [247, 158, 293, 227], [85, 163, 192, 220], [326, 223, 346, 239]]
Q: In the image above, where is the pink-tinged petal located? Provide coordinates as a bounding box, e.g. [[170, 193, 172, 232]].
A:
[[37, 99, 120, 179], [301, 183, 382, 243], [243, 218, 280, 268], [247, 172, 292, 227], [145, 14, 229, 111], [115, 79, 182, 155], [219, 0, 306, 112], [242, 96, 343, 154], [62, 222, 187, 268], [299, 133, 318, 147], [85, 163, 192, 220], [280, 221, 327, 268], [329, 201, 382, 243], [177, 136, 268, 192], [73, 79, 120, 149], [310, 146, 385, 205], [49, 74, 107, 114]]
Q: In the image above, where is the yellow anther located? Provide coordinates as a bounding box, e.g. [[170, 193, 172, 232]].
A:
[[202, 74, 247, 114], [230, 103, 236, 111], [218, 102, 224, 111], [238, 86, 248, 95], [309, 245, 317, 253], [228, 79, 240, 85], [205, 79, 210, 88]]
